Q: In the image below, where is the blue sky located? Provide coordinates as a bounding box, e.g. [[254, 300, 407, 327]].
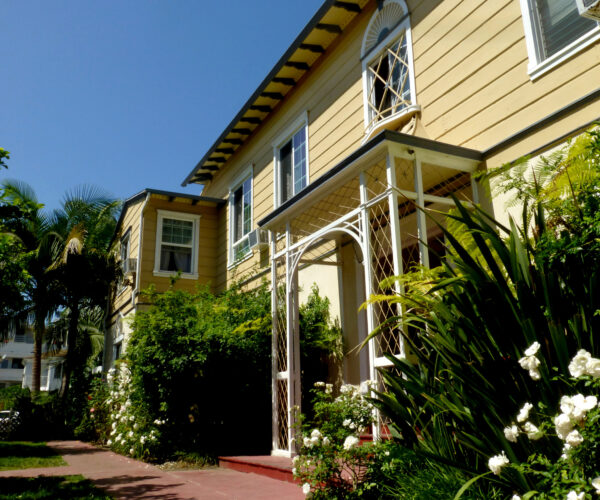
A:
[[1, 0, 324, 210]]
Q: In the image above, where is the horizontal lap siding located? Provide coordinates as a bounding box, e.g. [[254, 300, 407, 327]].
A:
[[138, 197, 219, 295], [113, 198, 144, 312], [413, 0, 600, 163]]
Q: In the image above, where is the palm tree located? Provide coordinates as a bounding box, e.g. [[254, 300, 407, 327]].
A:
[[50, 186, 120, 400], [0, 180, 62, 395]]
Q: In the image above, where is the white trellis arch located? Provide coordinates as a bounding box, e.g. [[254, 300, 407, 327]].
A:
[[264, 133, 482, 456]]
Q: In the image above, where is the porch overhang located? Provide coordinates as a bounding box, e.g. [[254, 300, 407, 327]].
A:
[[258, 130, 483, 231]]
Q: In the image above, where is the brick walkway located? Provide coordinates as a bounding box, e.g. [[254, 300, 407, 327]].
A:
[[0, 441, 304, 499]]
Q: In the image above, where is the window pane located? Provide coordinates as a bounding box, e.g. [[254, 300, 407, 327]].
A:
[[233, 185, 243, 241], [160, 244, 192, 273], [280, 140, 293, 203], [242, 178, 252, 235], [535, 0, 596, 59], [162, 218, 193, 245], [293, 128, 307, 194]]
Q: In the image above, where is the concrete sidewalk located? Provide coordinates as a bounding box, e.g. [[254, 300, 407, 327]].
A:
[[0, 440, 304, 499]]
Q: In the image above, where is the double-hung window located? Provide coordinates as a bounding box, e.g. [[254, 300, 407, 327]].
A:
[[274, 114, 309, 207], [521, 0, 599, 78], [154, 210, 200, 278], [230, 174, 253, 263]]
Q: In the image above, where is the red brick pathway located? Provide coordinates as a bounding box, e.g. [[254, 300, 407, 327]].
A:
[[0, 440, 304, 499]]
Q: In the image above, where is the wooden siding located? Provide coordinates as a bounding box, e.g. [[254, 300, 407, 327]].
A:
[[199, 0, 600, 291], [138, 196, 220, 295]]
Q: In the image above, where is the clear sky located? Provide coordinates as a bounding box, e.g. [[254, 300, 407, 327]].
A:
[[1, 0, 324, 210]]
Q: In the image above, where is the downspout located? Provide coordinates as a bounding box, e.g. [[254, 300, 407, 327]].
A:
[[132, 193, 151, 309]]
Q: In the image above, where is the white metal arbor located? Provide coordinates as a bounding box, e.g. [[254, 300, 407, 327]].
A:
[[260, 131, 482, 456]]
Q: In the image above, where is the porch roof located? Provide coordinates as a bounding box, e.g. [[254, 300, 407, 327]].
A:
[[258, 129, 483, 230]]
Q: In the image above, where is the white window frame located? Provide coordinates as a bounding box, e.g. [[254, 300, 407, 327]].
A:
[[272, 111, 310, 208], [520, 0, 600, 80], [117, 230, 130, 295], [153, 209, 200, 279], [228, 165, 254, 268], [361, 0, 418, 138]]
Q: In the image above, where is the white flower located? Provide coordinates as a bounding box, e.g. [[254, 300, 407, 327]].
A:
[[349, 422, 356, 430], [516, 402, 533, 423], [313, 381, 325, 387], [340, 384, 355, 394], [129, 447, 134, 455], [127, 431, 134, 438], [110, 429, 117, 436], [555, 413, 573, 440], [133, 423, 139, 430], [591, 477, 600, 494], [140, 436, 146, 444], [325, 384, 333, 394], [303, 437, 313, 448], [343, 419, 351, 427], [111, 422, 117, 429], [488, 451, 509, 475], [586, 357, 600, 377], [129, 416, 135, 422], [519, 355, 540, 371], [565, 430, 584, 447], [569, 350, 592, 378], [292, 467, 297, 475], [322, 436, 330, 446], [512, 496, 521, 500], [309, 436, 319, 446], [310, 429, 322, 439], [292, 455, 300, 466], [529, 369, 541, 380], [522, 422, 543, 440], [504, 425, 519, 443], [116, 434, 122, 441], [343, 435, 360, 450], [302, 483, 311, 495], [106, 439, 112, 446], [566, 491, 584, 500], [524, 342, 541, 357]]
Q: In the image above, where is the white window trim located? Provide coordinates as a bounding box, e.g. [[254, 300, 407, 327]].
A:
[[228, 164, 254, 269], [117, 230, 131, 296], [520, 0, 600, 80], [272, 111, 310, 208], [361, 0, 418, 138], [153, 209, 201, 279]]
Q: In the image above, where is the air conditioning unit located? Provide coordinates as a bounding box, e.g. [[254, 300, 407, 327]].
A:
[[576, 0, 600, 21], [122, 258, 138, 274], [248, 228, 269, 250]]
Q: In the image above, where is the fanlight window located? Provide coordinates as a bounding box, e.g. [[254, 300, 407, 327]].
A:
[[366, 34, 411, 127], [362, 0, 415, 133]]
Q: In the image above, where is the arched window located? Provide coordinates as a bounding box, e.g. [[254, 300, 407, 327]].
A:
[[361, 0, 417, 136]]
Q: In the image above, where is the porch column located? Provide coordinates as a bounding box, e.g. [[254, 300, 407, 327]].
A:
[[359, 171, 380, 441], [413, 155, 429, 267], [270, 230, 278, 453], [385, 152, 405, 359], [286, 223, 301, 454]]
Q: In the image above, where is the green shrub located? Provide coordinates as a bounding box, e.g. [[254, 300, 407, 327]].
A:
[[0, 385, 29, 411]]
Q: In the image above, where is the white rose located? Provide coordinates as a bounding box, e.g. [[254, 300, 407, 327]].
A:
[[488, 451, 509, 475], [516, 402, 533, 423], [569, 350, 592, 378], [303, 437, 312, 448], [591, 476, 600, 494], [554, 413, 573, 440], [503, 425, 519, 443], [518, 355, 540, 371], [106, 439, 112, 446], [529, 368, 541, 381], [566, 491, 584, 500], [322, 436, 330, 446], [310, 429, 321, 439], [302, 483, 311, 495], [586, 357, 600, 377], [522, 422, 543, 440], [343, 435, 360, 450], [342, 419, 351, 427], [565, 430, 584, 448]]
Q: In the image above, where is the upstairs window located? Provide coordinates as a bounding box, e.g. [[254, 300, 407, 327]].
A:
[[154, 210, 200, 278], [229, 173, 253, 263], [362, 0, 416, 134], [274, 113, 309, 207], [521, 0, 599, 78]]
